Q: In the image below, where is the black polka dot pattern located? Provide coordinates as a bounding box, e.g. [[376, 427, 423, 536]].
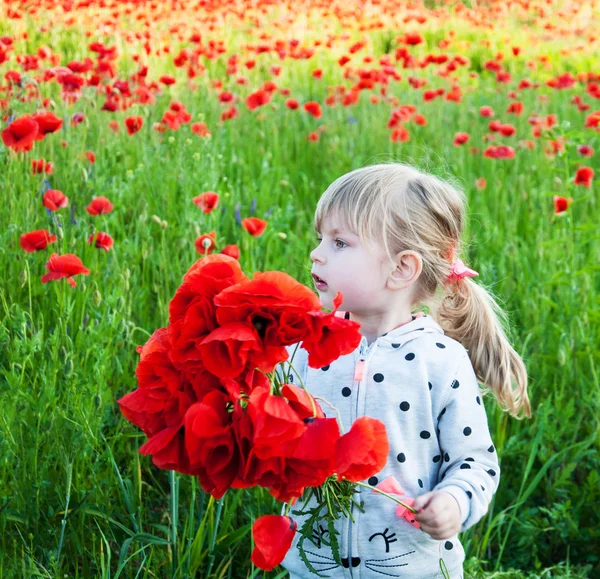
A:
[[433, 455, 441, 463], [405, 353, 415, 361], [444, 541, 453, 550], [463, 427, 472, 436], [444, 453, 450, 462], [399, 401, 410, 411], [289, 374, 294, 382], [466, 491, 472, 498], [368, 476, 378, 486], [428, 382, 432, 390], [392, 343, 401, 348], [342, 387, 351, 397], [460, 464, 471, 469], [436, 343, 446, 349], [476, 396, 481, 405], [418, 479, 424, 488], [321, 365, 330, 371], [373, 373, 384, 383], [397, 453, 406, 463], [488, 444, 495, 453], [420, 430, 431, 439], [487, 469, 496, 477], [451, 379, 460, 389]]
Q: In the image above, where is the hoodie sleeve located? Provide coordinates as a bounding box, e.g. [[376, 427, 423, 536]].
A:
[[433, 351, 501, 533]]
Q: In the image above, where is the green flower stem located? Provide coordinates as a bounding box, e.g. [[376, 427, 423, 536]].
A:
[[354, 481, 418, 514]]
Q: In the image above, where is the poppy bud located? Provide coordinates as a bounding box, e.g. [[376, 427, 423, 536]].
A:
[[19, 270, 28, 287], [92, 289, 102, 307], [151, 215, 162, 225], [161, 220, 168, 229], [277, 232, 287, 240], [56, 226, 64, 239], [64, 359, 74, 377]]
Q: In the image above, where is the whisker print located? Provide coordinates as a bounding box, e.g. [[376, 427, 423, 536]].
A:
[[365, 562, 411, 568], [363, 564, 405, 577], [305, 563, 340, 572], [365, 550, 416, 563]]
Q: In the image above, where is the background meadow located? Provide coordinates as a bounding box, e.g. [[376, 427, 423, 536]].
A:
[[0, 0, 599, 577]]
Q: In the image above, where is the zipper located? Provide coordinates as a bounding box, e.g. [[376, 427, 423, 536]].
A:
[[347, 337, 378, 577]]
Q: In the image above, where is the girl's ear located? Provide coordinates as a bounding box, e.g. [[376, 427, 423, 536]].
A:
[[387, 251, 422, 290]]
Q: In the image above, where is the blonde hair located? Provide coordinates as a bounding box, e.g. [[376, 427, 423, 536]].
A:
[[314, 162, 531, 420]]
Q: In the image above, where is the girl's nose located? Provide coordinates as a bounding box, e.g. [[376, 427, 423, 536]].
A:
[[310, 246, 324, 263]]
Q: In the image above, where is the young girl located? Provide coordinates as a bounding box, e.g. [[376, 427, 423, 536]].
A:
[[278, 162, 531, 578]]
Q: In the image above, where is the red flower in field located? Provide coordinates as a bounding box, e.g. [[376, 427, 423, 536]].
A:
[[20, 229, 57, 252], [85, 151, 96, 164], [299, 293, 362, 369], [577, 145, 594, 158], [312, 68, 323, 79], [87, 231, 114, 251], [125, 116, 143, 135], [506, 101, 524, 115], [404, 32, 424, 46], [2, 114, 39, 152], [191, 122, 211, 137], [303, 101, 322, 119], [483, 145, 515, 159], [193, 191, 219, 214], [391, 126, 410, 143], [86, 196, 114, 215], [307, 131, 320, 142], [71, 113, 85, 127], [159, 75, 176, 85], [500, 124, 516, 137], [453, 132, 470, 146], [584, 111, 600, 130], [32, 111, 63, 139], [43, 189, 69, 211], [41, 253, 90, 287], [574, 166, 594, 187], [335, 416, 389, 482], [251, 516, 297, 571], [31, 158, 53, 174], [285, 98, 299, 110], [108, 120, 119, 134], [479, 106, 494, 117], [242, 217, 267, 237], [221, 244, 240, 260], [246, 90, 271, 111], [195, 231, 217, 255], [475, 177, 487, 190], [553, 195, 573, 214]]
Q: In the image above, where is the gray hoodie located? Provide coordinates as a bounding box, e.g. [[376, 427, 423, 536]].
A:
[[276, 313, 501, 579]]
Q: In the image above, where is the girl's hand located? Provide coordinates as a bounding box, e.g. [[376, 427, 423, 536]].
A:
[[412, 490, 462, 540]]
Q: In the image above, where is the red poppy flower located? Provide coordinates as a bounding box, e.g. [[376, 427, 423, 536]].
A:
[[191, 122, 211, 137], [506, 101, 524, 115], [168, 254, 247, 367], [553, 195, 573, 214], [574, 166, 594, 187], [43, 189, 69, 211], [31, 158, 53, 174], [159, 75, 176, 85], [584, 111, 600, 130], [193, 191, 219, 214], [285, 98, 299, 110], [251, 515, 297, 571], [453, 132, 470, 146], [307, 131, 320, 142], [85, 151, 95, 164], [335, 416, 389, 482], [87, 231, 114, 251], [300, 292, 362, 368], [41, 253, 90, 287], [479, 106, 494, 117], [483, 145, 516, 159], [221, 244, 240, 260], [246, 89, 272, 111], [577, 145, 594, 157], [32, 111, 63, 139], [242, 217, 267, 237], [125, 116, 143, 135], [475, 177, 487, 190], [195, 231, 217, 255], [184, 390, 240, 498], [86, 196, 114, 215], [20, 229, 57, 252], [303, 101, 322, 119], [2, 114, 39, 152]]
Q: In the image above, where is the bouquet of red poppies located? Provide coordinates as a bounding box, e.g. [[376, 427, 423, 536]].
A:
[[118, 254, 411, 573]]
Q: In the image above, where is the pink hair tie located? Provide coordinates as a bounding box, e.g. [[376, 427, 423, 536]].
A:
[[446, 258, 479, 284]]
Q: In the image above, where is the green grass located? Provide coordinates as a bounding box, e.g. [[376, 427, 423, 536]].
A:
[[1, 1, 599, 577]]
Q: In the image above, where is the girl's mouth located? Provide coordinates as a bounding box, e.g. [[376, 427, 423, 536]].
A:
[[312, 273, 328, 290]]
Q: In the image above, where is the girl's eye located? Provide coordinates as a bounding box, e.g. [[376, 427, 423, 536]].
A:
[[334, 239, 347, 249]]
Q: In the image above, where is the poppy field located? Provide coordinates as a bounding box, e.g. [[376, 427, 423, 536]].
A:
[[1, 0, 599, 577]]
